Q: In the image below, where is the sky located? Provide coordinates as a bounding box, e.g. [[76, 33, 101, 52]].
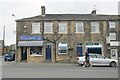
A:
[[0, 0, 119, 46]]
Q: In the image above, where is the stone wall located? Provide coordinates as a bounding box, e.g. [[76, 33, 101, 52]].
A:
[[16, 20, 111, 63], [27, 56, 45, 63]]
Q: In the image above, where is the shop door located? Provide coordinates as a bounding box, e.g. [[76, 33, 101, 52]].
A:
[[77, 45, 83, 56], [46, 45, 51, 60], [21, 47, 27, 60]]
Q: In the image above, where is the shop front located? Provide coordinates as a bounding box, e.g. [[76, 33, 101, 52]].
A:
[[17, 36, 45, 63], [86, 42, 103, 55]]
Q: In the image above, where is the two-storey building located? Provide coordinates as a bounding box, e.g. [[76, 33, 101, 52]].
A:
[[16, 6, 119, 63]]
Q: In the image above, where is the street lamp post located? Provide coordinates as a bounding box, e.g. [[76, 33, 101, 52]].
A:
[[2, 26, 5, 55], [12, 14, 17, 62]]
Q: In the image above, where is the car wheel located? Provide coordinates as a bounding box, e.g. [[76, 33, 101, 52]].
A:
[[110, 62, 117, 67]]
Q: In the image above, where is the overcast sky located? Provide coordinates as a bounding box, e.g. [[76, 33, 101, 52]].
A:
[[0, 0, 119, 46]]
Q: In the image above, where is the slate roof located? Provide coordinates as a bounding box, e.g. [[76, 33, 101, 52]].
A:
[[16, 14, 119, 22]]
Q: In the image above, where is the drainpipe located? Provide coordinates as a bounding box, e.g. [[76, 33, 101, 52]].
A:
[[54, 42, 56, 63], [41, 6, 46, 40]]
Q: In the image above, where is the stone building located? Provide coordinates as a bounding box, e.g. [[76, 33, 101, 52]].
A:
[[16, 6, 119, 63], [0, 40, 8, 56]]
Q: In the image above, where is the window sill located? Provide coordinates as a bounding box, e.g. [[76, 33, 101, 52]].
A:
[[31, 33, 41, 34], [109, 27, 115, 29], [58, 53, 68, 54], [110, 40, 117, 41], [91, 32, 100, 34], [29, 54, 43, 57], [75, 32, 85, 34], [44, 32, 53, 34], [58, 32, 67, 34]]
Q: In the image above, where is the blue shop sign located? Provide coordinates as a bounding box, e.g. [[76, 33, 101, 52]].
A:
[[20, 36, 43, 41]]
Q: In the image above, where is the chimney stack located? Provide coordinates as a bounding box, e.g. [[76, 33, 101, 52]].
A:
[[91, 10, 96, 15], [41, 6, 45, 16]]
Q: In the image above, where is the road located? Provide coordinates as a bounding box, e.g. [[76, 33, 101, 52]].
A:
[[2, 62, 119, 78]]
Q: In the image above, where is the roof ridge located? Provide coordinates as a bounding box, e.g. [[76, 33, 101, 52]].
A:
[[16, 14, 118, 22]]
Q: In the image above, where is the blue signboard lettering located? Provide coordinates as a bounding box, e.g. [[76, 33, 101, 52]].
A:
[[20, 36, 43, 41]]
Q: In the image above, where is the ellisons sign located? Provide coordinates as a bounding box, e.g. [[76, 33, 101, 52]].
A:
[[20, 36, 43, 41]]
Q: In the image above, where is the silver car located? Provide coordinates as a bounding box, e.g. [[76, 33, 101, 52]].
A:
[[77, 54, 118, 67]]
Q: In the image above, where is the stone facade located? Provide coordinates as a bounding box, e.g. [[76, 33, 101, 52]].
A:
[[0, 40, 7, 55], [16, 12, 119, 63]]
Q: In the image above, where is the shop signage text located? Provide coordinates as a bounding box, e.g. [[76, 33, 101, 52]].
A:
[[20, 36, 43, 41]]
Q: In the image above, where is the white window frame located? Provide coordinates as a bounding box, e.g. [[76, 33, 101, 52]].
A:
[[109, 22, 116, 28], [58, 42, 68, 54], [31, 23, 40, 34], [30, 46, 43, 56], [109, 33, 116, 40], [58, 22, 67, 34], [75, 22, 84, 33], [86, 42, 103, 55], [91, 22, 100, 33], [86, 42, 100, 46], [44, 22, 53, 34]]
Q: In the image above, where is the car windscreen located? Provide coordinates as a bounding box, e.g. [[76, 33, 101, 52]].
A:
[[5, 55, 13, 57]]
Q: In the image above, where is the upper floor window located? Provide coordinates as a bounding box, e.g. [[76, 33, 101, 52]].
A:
[[76, 22, 84, 33], [32, 23, 40, 34], [109, 22, 116, 28], [109, 33, 116, 40], [44, 22, 53, 33], [59, 22, 67, 33], [91, 22, 100, 33]]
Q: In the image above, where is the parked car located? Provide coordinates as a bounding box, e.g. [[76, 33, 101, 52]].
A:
[[4, 53, 15, 61], [77, 53, 118, 67]]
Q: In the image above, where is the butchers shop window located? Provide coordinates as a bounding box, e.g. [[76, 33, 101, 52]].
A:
[[30, 46, 42, 56]]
